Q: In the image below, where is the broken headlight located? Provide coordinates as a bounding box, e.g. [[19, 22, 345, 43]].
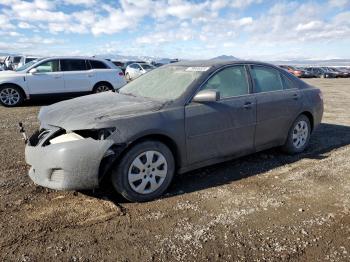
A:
[[74, 127, 116, 140], [48, 128, 116, 145]]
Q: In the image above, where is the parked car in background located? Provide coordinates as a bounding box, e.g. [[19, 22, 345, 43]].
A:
[[125, 62, 156, 81], [0, 57, 126, 106], [17, 56, 40, 69], [112, 60, 124, 69], [304, 67, 335, 78], [279, 65, 310, 78], [25, 60, 323, 202], [121, 61, 146, 73], [326, 67, 349, 78], [5, 55, 22, 70], [336, 68, 350, 77], [151, 61, 164, 67]]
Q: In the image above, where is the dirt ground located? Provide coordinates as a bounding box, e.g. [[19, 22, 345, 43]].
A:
[[0, 79, 350, 262]]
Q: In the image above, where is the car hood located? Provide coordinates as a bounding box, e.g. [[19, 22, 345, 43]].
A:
[[0, 70, 24, 77], [39, 92, 165, 131]]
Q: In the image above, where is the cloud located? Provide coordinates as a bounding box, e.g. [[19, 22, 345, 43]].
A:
[[328, 0, 350, 8], [0, 0, 349, 60]]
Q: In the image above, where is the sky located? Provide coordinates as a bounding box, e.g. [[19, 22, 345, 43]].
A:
[[0, 0, 350, 60]]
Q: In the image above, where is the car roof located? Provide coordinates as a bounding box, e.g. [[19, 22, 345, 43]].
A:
[[164, 60, 283, 69], [39, 56, 109, 61]]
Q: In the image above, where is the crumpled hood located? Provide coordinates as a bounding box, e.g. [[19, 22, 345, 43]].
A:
[[39, 92, 165, 131]]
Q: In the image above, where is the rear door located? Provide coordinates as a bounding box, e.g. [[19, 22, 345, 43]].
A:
[[61, 59, 92, 93], [249, 65, 302, 150], [26, 59, 64, 94], [185, 65, 256, 164]]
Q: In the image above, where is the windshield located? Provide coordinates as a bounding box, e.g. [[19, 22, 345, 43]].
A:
[[16, 58, 43, 71], [120, 66, 203, 100]]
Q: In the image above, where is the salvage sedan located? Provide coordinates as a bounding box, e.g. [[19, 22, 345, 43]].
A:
[[25, 61, 323, 202]]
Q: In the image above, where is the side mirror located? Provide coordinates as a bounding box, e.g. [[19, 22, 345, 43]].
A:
[[192, 89, 220, 103], [29, 68, 38, 74]]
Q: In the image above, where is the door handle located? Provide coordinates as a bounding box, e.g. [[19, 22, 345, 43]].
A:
[[293, 93, 300, 100], [88, 74, 94, 77], [54, 75, 61, 79], [243, 102, 253, 109]]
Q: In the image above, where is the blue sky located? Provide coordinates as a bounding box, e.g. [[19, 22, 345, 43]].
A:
[[0, 0, 350, 60]]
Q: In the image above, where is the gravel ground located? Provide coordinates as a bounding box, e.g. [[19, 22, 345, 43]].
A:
[[0, 79, 349, 261]]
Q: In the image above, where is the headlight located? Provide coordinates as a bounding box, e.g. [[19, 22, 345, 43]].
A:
[[50, 132, 84, 145], [48, 128, 116, 145], [74, 127, 116, 140]]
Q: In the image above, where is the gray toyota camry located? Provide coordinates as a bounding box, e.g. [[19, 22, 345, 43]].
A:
[[25, 60, 323, 202]]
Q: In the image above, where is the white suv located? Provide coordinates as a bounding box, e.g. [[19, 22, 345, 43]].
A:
[[0, 57, 126, 106]]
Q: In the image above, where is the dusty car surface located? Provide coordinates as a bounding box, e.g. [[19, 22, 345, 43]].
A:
[[25, 60, 324, 202]]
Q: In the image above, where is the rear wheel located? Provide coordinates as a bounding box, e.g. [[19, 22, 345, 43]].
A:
[[111, 140, 175, 202], [282, 115, 311, 154], [0, 85, 24, 107], [93, 83, 113, 93]]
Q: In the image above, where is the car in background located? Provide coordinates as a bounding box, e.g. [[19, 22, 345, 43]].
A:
[[125, 62, 156, 81], [151, 61, 164, 67], [24, 60, 323, 202], [326, 67, 349, 78], [5, 55, 22, 70], [17, 56, 40, 69], [337, 68, 350, 77], [121, 61, 146, 73], [279, 65, 310, 78], [306, 67, 337, 78], [111, 61, 124, 69], [0, 57, 126, 107]]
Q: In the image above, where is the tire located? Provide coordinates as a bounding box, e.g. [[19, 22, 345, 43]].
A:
[[93, 82, 113, 93], [126, 73, 131, 81], [111, 140, 175, 202], [282, 115, 311, 154], [0, 85, 24, 107]]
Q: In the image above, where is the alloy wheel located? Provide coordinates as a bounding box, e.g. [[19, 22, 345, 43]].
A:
[[95, 85, 111, 93], [0, 87, 20, 106]]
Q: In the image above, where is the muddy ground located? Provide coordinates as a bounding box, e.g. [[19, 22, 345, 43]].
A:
[[0, 79, 349, 261]]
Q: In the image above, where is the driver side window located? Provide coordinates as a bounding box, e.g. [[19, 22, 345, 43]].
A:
[[202, 65, 249, 98], [35, 60, 59, 73]]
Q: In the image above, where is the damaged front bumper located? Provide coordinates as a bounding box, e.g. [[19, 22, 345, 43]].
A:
[[25, 126, 115, 191]]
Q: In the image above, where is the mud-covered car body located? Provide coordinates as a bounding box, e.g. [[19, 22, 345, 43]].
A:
[[25, 60, 323, 191]]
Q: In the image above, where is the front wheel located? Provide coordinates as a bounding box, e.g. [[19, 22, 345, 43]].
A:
[[111, 141, 175, 202], [0, 85, 24, 107], [282, 115, 311, 154]]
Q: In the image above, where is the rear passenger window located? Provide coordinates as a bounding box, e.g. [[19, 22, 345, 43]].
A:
[[90, 60, 108, 69], [202, 66, 249, 98], [251, 66, 283, 93], [281, 74, 295, 89], [61, 59, 87, 71]]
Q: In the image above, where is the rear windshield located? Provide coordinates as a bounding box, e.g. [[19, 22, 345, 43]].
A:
[[120, 66, 203, 100]]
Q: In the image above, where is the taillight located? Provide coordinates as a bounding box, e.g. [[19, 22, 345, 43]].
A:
[[118, 72, 124, 76]]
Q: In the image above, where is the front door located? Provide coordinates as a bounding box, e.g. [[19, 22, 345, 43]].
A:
[[26, 59, 64, 94], [185, 65, 256, 164]]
